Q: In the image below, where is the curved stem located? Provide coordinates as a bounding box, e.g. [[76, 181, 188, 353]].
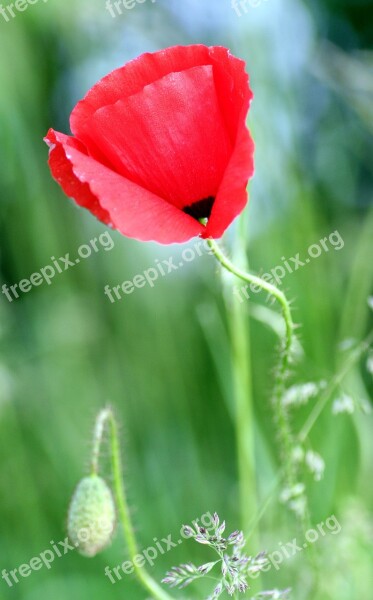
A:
[[207, 238, 296, 490], [92, 408, 173, 600]]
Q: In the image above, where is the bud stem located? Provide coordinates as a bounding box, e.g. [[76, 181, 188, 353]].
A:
[[92, 408, 173, 600], [91, 408, 110, 476]]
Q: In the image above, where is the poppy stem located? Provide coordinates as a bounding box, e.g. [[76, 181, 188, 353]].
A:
[[92, 408, 173, 600], [206, 238, 297, 496]]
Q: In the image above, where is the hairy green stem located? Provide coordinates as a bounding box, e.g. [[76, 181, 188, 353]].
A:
[[92, 408, 173, 600], [91, 408, 109, 476], [207, 238, 296, 491]]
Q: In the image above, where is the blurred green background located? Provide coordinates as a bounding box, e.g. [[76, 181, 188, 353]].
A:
[[0, 0, 372, 599]]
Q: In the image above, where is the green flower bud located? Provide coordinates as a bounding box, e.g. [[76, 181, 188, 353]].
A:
[[67, 475, 116, 557]]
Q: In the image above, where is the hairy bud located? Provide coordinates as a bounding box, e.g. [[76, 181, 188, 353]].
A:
[[67, 475, 116, 557]]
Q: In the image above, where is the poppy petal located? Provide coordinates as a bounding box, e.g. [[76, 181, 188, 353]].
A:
[[207, 46, 253, 142], [70, 45, 212, 137], [46, 45, 255, 244], [204, 122, 255, 239], [88, 65, 232, 209], [45, 129, 204, 244], [70, 45, 250, 149], [45, 129, 112, 225]]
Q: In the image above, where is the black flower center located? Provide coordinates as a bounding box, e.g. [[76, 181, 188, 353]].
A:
[[182, 196, 215, 221]]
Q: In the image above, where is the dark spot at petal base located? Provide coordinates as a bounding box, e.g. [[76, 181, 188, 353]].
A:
[[183, 196, 215, 221]]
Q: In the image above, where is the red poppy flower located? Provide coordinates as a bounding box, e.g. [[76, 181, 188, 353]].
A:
[[45, 45, 254, 244]]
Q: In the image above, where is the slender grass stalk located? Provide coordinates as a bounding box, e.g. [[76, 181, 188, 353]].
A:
[[223, 227, 257, 536], [223, 219, 261, 595], [229, 282, 258, 530], [207, 238, 297, 492], [299, 328, 373, 442], [92, 408, 173, 600]]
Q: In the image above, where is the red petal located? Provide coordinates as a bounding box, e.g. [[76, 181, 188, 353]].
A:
[[207, 46, 253, 143], [202, 47, 255, 238], [45, 129, 204, 244], [52, 45, 254, 242], [204, 124, 255, 239], [70, 45, 250, 149], [70, 46, 212, 137], [45, 129, 111, 225], [88, 65, 232, 209]]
